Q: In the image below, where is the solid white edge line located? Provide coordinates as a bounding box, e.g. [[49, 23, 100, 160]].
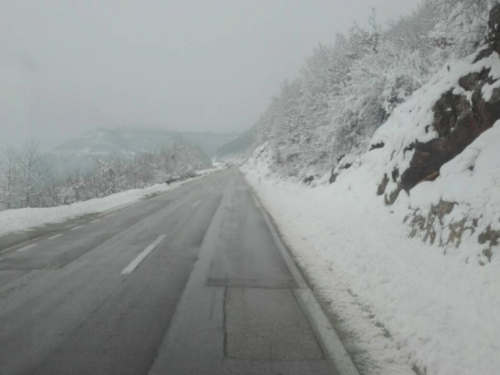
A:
[[250, 189, 361, 375], [17, 243, 37, 252], [192, 200, 201, 207], [121, 234, 167, 275], [294, 289, 361, 375], [71, 225, 83, 231], [48, 234, 63, 240], [256, 196, 306, 288], [250, 193, 262, 209]]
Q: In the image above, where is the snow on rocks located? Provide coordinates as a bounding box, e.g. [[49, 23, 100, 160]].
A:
[[371, 50, 500, 204], [371, 5, 500, 208], [330, 6, 500, 259], [407, 120, 500, 263]]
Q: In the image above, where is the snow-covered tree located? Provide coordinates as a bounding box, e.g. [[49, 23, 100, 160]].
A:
[[430, 0, 491, 58], [16, 141, 52, 208], [0, 147, 20, 209]]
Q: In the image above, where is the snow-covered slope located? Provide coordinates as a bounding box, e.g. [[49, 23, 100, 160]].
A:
[[242, 5, 500, 374], [408, 122, 500, 257], [337, 48, 500, 262]]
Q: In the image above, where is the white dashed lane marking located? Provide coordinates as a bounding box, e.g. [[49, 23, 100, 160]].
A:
[[121, 235, 167, 275]]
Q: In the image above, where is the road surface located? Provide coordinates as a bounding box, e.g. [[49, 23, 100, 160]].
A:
[[0, 168, 344, 375]]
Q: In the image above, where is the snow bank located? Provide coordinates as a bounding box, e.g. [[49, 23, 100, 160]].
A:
[[0, 173, 210, 238], [243, 162, 500, 375]]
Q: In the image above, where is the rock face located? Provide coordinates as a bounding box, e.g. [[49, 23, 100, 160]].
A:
[[392, 4, 500, 199], [408, 200, 457, 245], [407, 198, 500, 264]]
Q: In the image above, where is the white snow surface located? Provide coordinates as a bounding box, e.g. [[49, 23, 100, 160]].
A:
[[243, 160, 499, 375], [0, 173, 213, 238]]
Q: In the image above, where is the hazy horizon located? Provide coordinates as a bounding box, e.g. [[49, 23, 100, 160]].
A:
[[1, 0, 421, 150]]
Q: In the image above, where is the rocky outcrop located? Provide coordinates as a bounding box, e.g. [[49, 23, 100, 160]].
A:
[[407, 200, 458, 245], [381, 4, 500, 203], [329, 155, 353, 184], [478, 225, 500, 263], [399, 73, 500, 193], [407, 198, 500, 264]]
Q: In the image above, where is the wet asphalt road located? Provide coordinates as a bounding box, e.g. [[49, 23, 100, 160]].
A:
[[0, 168, 340, 375]]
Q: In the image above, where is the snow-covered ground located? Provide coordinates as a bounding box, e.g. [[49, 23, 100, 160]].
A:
[[0, 169, 218, 238], [243, 148, 500, 375]]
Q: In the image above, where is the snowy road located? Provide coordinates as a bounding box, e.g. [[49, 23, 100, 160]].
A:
[[0, 168, 344, 375]]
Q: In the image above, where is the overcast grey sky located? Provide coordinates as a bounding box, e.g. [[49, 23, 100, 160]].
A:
[[0, 0, 421, 149]]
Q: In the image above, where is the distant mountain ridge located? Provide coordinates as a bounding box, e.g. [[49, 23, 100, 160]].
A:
[[214, 126, 256, 163], [48, 127, 239, 174], [52, 127, 238, 158]]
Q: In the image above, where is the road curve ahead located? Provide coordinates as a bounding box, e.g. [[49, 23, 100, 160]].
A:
[[0, 168, 342, 375]]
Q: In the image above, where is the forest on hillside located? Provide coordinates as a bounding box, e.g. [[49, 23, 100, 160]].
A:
[[250, 0, 492, 180], [0, 140, 210, 210]]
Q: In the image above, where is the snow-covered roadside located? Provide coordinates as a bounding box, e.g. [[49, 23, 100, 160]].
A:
[[0, 168, 219, 238], [243, 166, 500, 375]]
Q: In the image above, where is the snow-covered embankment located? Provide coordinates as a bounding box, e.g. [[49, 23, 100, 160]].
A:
[[0, 168, 218, 238], [241, 9, 500, 373]]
